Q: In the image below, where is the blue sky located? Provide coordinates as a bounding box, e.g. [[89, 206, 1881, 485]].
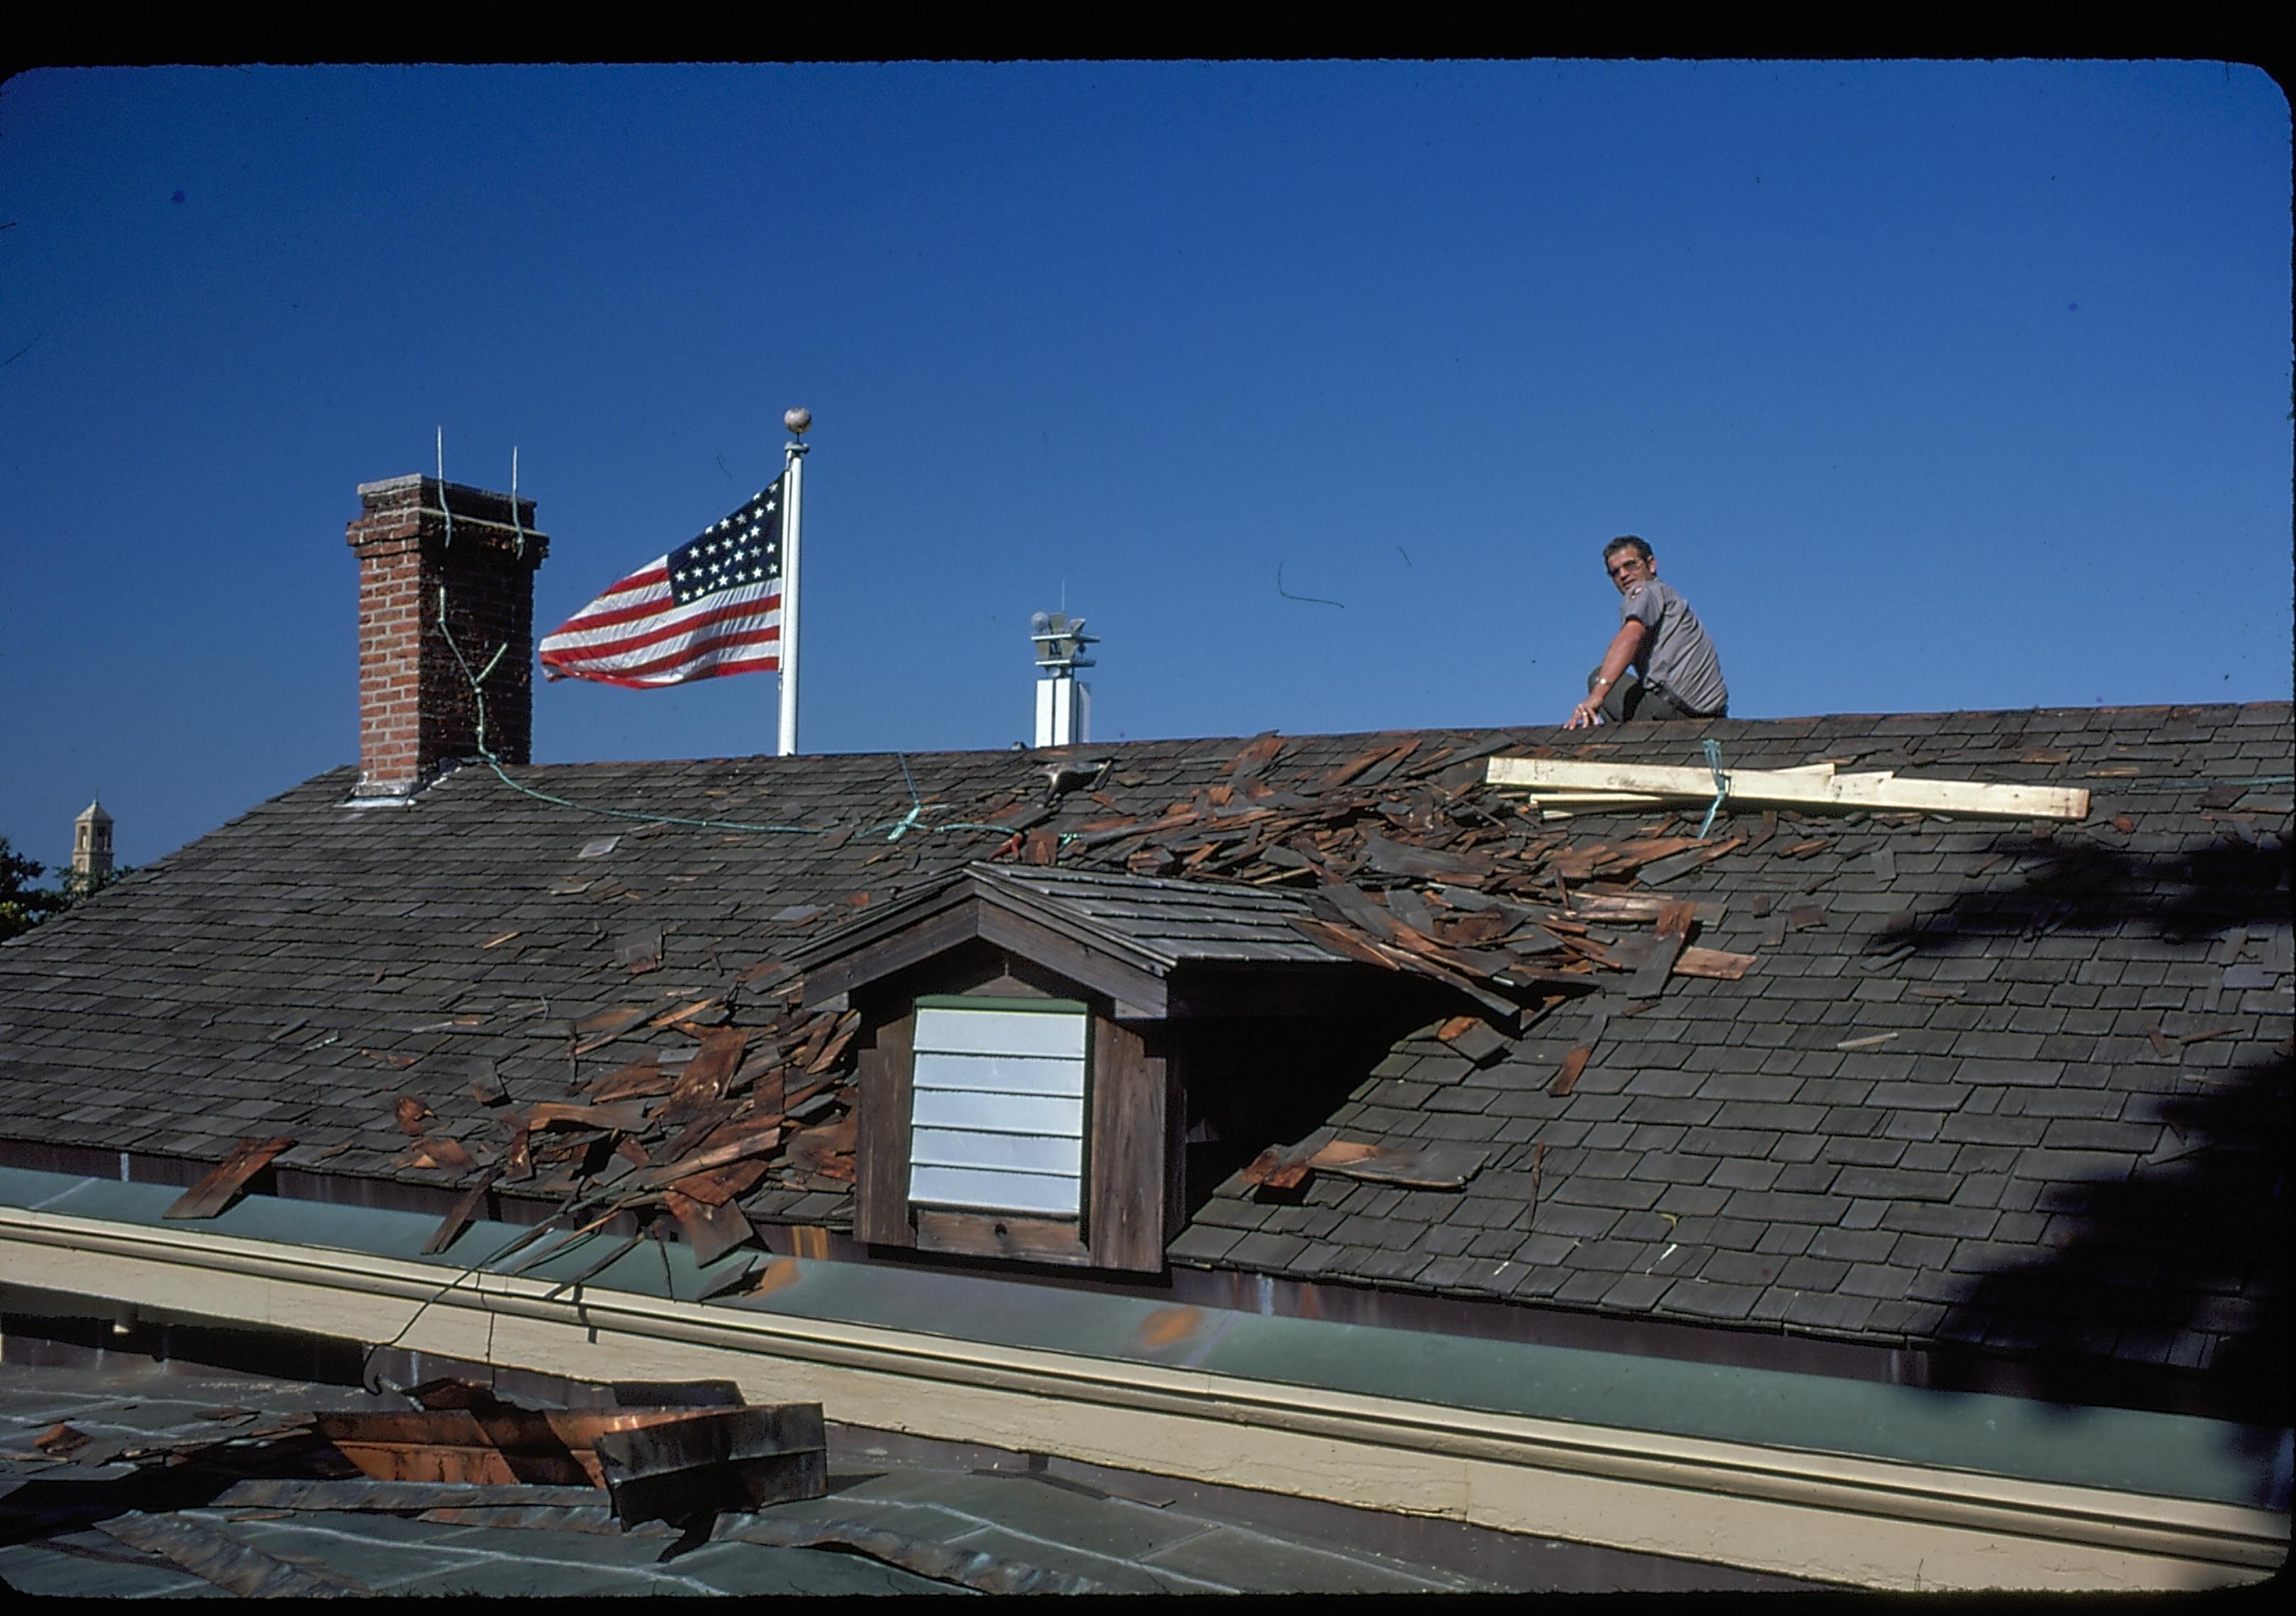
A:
[[1, 62, 2288, 872]]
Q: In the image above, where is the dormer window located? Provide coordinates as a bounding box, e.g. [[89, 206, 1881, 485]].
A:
[[788, 863, 1469, 1274], [908, 997, 1089, 1221]]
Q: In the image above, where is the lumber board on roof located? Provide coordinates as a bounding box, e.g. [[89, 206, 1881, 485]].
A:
[[1487, 758, 2088, 820], [1527, 761, 1845, 814]]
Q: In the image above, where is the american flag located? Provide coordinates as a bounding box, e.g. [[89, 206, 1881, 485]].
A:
[[539, 479, 785, 688]]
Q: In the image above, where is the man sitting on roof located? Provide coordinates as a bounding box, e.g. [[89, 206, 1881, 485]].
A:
[[1566, 535, 1728, 728]]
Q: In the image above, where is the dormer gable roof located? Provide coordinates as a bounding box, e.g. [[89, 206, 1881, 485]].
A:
[[789, 862, 1365, 1019]]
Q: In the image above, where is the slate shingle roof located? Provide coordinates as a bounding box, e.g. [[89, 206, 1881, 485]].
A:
[[1, 703, 2287, 1409]]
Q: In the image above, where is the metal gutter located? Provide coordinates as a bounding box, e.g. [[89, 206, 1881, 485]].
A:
[[0, 1173, 2284, 1591]]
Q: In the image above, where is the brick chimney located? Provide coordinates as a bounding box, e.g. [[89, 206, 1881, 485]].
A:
[[345, 476, 549, 797]]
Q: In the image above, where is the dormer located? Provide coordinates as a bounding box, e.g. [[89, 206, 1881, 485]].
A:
[[786, 864, 1465, 1273]]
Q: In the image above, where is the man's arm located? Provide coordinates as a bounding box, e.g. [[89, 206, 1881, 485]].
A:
[[1566, 621, 1648, 729]]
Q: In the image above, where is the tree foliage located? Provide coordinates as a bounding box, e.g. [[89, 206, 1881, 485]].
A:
[[0, 837, 125, 941], [1, 838, 72, 941]]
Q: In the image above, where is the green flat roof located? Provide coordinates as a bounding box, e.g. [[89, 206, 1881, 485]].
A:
[[3, 1167, 2285, 1513]]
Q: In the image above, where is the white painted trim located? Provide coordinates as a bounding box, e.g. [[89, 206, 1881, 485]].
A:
[[0, 1205, 2278, 1591]]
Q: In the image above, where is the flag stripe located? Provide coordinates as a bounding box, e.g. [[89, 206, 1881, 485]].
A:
[[542, 589, 779, 661], [544, 613, 782, 678], [569, 650, 785, 690], [537, 478, 789, 690], [547, 571, 678, 634], [573, 626, 784, 683]]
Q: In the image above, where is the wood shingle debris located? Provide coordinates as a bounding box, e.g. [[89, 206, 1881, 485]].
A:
[[1, 702, 2288, 1399], [135, 727, 1810, 1268]]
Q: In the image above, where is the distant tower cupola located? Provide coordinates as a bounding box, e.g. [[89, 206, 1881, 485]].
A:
[[72, 798, 113, 886], [1030, 611, 1098, 748]]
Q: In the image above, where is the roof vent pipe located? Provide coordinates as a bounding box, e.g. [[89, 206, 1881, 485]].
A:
[[1029, 611, 1096, 748]]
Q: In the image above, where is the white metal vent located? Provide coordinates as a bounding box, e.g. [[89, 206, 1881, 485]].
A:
[[908, 999, 1088, 1218]]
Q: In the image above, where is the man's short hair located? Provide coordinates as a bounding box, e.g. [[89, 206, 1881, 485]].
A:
[[1603, 534, 1653, 566]]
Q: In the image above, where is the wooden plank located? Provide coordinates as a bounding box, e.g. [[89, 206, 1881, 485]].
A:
[[1090, 1016, 1168, 1273], [852, 1009, 914, 1247], [1488, 757, 2088, 820], [1528, 764, 1838, 815], [913, 1209, 1092, 1265]]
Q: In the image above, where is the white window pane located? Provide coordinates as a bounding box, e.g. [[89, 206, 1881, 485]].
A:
[[911, 1089, 1084, 1137], [913, 1005, 1089, 1059], [909, 1164, 1081, 1217], [911, 1126, 1082, 1177], [913, 1050, 1085, 1098]]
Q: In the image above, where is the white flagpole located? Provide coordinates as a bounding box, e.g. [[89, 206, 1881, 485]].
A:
[[776, 407, 811, 756]]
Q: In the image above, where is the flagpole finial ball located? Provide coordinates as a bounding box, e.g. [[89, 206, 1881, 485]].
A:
[[783, 407, 812, 437]]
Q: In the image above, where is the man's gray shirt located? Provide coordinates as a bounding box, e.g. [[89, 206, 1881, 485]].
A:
[[1621, 580, 1728, 716]]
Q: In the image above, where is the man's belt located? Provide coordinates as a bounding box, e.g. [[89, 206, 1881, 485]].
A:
[[1646, 678, 1722, 719]]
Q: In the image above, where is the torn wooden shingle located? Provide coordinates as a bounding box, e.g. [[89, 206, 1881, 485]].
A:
[[163, 1136, 295, 1221], [1436, 1016, 1511, 1066], [404, 1135, 473, 1172], [663, 1189, 758, 1268], [422, 1162, 505, 1256], [616, 928, 665, 975], [1624, 902, 1697, 999], [522, 1101, 651, 1133], [1550, 1047, 1593, 1098], [1306, 1138, 1489, 1189], [1673, 946, 1755, 980]]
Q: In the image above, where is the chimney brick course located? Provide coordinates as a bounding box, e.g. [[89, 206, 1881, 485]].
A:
[[346, 476, 548, 796]]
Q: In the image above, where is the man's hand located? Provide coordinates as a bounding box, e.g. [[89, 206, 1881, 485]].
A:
[[1568, 621, 1647, 729]]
